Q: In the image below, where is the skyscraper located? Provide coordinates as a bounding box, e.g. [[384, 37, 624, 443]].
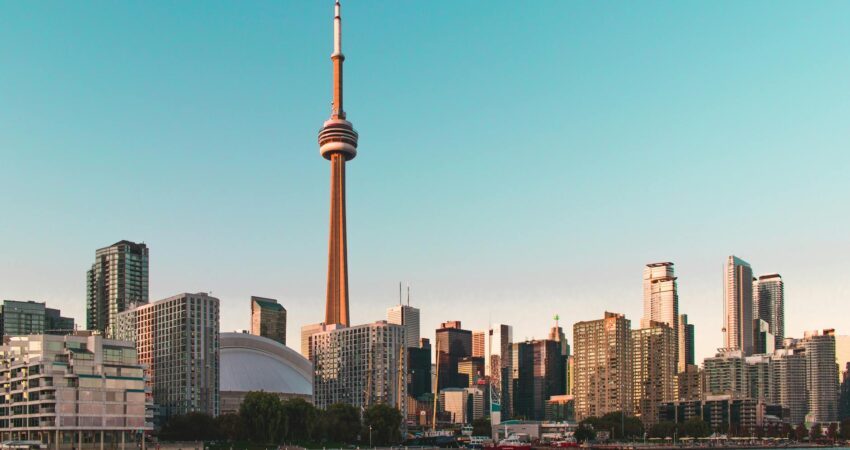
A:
[[319, 0, 359, 328], [509, 339, 565, 421], [754, 274, 784, 349], [86, 240, 149, 336], [724, 255, 754, 355], [642, 262, 679, 370], [311, 321, 406, 410], [436, 321, 472, 391], [387, 303, 420, 349], [251, 296, 287, 345], [801, 329, 839, 423], [772, 340, 811, 424], [484, 323, 512, 420], [678, 313, 695, 372], [472, 331, 486, 358], [632, 322, 676, 427], [115, 292, 220, 421], [703, 350, 747, 397], [573, 312, 633, 420], [408, 338, 432, 398]]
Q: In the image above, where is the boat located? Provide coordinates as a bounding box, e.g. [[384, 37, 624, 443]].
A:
[[483, 434, 532, 450], [550, 437, 580, 448]]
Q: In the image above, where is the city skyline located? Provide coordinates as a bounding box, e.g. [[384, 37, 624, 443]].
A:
[[2, 1, 850, 365]]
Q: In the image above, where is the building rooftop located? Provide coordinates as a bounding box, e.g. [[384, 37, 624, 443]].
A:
[[220, 332, 312, 396]]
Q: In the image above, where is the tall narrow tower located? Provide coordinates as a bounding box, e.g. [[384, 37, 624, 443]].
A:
[[318, 1, 358, 326]]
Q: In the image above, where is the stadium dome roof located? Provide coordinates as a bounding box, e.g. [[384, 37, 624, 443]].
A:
[[220, 332, 312, 396]]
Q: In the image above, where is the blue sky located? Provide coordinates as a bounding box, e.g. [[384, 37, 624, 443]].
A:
[[1, 1, 849, 362]]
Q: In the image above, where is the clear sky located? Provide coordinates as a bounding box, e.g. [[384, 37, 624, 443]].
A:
[[1, 1, 849, 362]]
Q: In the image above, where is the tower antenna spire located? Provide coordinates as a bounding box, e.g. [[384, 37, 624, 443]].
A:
[[319, 0, 358, 327], [332, 0, 345, 119]]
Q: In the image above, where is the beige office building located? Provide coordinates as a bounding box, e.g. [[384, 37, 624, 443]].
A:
[[632, 323, 676, 427], [573, 312, 632, 420]]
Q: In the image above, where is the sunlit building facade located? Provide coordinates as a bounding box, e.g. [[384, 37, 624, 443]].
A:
[[573, 312, 633, 420], [250, 297, 286, 345], [311, 321, 406, 411], [0, 333, 152, 446], [632, 323, 676, 427], [642, 262, 679, 370], [115, 293, 220, 421], [724, 256, 754, 355], [387, 304, 420, 349]]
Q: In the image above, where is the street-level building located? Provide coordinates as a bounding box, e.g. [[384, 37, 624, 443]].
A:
[[0, 333, 152, 449]]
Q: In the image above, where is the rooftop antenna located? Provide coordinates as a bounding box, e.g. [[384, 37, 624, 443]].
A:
[[406, 283, 411, 306], [399, 282, 402, 305]]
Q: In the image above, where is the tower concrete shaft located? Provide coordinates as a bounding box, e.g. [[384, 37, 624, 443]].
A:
[[318, 0, 358, 326]]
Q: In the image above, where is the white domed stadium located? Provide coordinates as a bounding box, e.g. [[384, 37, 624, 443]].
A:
[[220, 332, 313, 413]]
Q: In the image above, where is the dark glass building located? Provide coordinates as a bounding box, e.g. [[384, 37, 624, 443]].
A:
[[0, 300, 75, 336], [409, 338, 432, 398], [510, 339, 565, 420], [436, 321, 472, 391], [86, 240, 149, 336]]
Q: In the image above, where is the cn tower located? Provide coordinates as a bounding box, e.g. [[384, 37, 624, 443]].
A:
[[318, 0, 357, 327]]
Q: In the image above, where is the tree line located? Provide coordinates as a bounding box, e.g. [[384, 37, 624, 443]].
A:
[[158, 392, 403, 446]]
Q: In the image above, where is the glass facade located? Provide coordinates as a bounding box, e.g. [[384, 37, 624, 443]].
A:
[[86, 241, 149, 337], [0, 300, 75, 336], [250, 296, 287, 345]]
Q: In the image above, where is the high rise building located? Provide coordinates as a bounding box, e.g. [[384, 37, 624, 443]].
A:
[[678, 314, 695, 372], [573, 312, 633, 420], [311, 321, 406, 410], [801, 329, 839, 423], [439, 387, 484, 424], [772, 343, 809, 424], [319, 0, 359, 328], [548, 315, 570, 357], [483, 323, 512, 420], [0, 333, 152, 443], [0, 300, 74, 336], [387, 303, 420, 349], [836, 335, 850, 382], [632, 323, 676, 427], [436, 321, 472, 391], [642, 262, 679, 370], [754, 274, 784, 349], [703, 350, 747, 397], [724, 256, 754, 355], [744, 354, 773, 402], [86, 240, 149, 336], [115, 292, 220, 421], [458, 356, 485, 387], [300, 322, 326, 360], [250, 296, 287, 345], [753, 318, 776, 355], [510, 339, 565, 421], [472, 331, 486, 358], [408, 338, 432, 398], [677, 364, 702, 401], [839, 362, 850, 420]]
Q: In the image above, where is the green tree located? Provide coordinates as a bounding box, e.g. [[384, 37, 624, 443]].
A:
[[574, 424, 596, 443], [214, 413, 244, 441], [472, 418, 491, 437], [680, 418, 710, 438], [362, 404, 403, 446], [239, 391, 285, 443], [158, 412, 217, 441], [322, 403, 361, 444], [649, 421, 677, 439], [281, 397, 320, 442]]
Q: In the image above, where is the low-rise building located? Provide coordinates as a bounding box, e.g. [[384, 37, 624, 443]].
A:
[[0, 333, 152, 448]]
